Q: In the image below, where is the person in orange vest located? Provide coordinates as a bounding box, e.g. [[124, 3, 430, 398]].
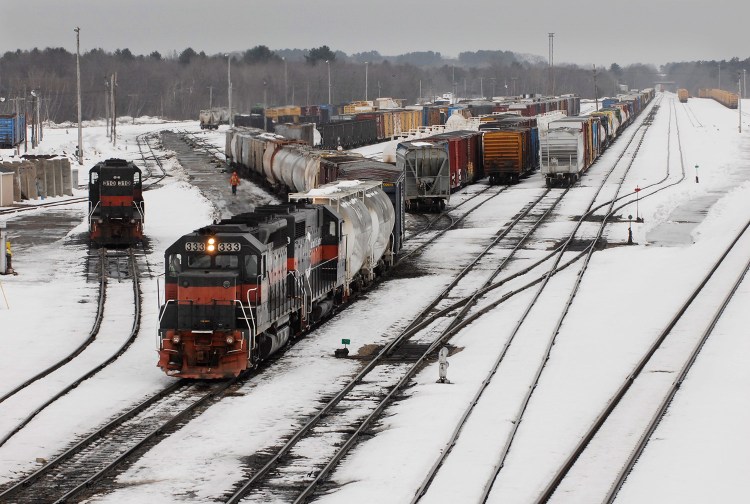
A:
[[5, 240, 12, 274], [230, 171, 240, 196]]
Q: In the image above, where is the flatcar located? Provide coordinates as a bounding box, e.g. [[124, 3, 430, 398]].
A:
[[88, 158, 145, 245], [157, 180, 394, 379]]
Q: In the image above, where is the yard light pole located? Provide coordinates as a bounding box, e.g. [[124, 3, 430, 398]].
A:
[[226, 53, 232, 126], [326, 60, 331, 104], [75, 27, 83, 164], [283, 57, 288, 105], [365, 61, 368, 102]]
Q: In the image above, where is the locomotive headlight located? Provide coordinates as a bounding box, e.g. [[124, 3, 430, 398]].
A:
[[207, 237, 216, 252], [226, 335, 235, 345], [172, 334, 181, 344]]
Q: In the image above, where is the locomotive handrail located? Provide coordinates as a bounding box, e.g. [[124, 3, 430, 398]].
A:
[[87, 200, 100, 223], [231, 300, 250, 351], [244, 277, 261, 350], [133, 201, 145, 222], [156, 299, 176, 349]]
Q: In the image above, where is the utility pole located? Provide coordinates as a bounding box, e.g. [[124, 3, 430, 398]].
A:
[[105, 79, 110, 139], [226, 54, 232, 126], [74, 27, 83, 164], [365, 61, 369, 101], [480, 77, 483, 99], [548, 32, 555, 96], [718, 61, 721, 90], [112, 73, 117, 147], [326, 60, 331, 104], [739, 74, 742, 133], [208, 86, 213, 109], [593, 65, 599, 111], [744, 69, 747, 99], [283, 57, 288, 105]]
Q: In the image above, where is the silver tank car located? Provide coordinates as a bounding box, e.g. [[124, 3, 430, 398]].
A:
[[289, 180, 395, 289]]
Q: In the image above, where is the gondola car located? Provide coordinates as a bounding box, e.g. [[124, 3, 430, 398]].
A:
[[88, 158, 145, 245]]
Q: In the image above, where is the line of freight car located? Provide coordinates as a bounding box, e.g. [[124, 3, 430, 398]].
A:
[[698, 88, 739, 109], [225, 127, 405, 256], [541, 89, 655, 187]]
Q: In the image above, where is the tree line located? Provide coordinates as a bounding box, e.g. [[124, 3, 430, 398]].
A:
[[1, 44, 745, 124]]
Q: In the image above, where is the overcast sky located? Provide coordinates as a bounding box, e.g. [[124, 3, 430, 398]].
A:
[[4, 0, 749, 67]]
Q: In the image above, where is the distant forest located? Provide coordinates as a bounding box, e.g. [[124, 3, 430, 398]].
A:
[[0, 45, 747, 123]]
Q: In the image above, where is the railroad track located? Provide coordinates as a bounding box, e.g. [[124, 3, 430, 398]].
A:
[[0, 247, 142, 456], [136, 131, 170, 189], [0, 132, 166, 218], [177, 129, 227, 163], [532, 91, 727, 503], [218, 100, 664, 502], [408, 96, 666, 503], [404, 183, 495, 241], [0, 378, 242, 503], [0, 197, 88, 216], [681, 101, 703, 128], [224, 178, 568, 502]]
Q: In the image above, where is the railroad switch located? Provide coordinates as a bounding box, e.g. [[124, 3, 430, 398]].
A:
[[437, 347, 451, 384]]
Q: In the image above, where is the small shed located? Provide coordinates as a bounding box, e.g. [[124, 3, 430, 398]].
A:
[[0, 168, 14, 206]]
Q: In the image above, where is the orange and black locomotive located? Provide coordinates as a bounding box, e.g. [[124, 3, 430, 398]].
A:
[[157, 204, 345, 379], [88, 158, 145, 245]]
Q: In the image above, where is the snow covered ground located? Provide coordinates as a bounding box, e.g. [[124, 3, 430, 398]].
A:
[[0, 94, 749, 503]]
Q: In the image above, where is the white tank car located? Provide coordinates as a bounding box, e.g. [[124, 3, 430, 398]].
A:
[[289, 180, 395, 290]]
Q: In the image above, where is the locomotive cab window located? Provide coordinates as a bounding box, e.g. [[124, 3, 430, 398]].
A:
[[215, 255, 239, 269], [244, 255, 259, 277], [168, 254, 182, 277], [187, 255, 212, 269]]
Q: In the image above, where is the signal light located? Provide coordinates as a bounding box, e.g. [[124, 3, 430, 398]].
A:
[[226, 335, 235, 345]]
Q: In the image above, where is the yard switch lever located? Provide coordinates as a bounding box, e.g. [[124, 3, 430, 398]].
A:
[[334, 338, 350, 358], [437, 347, 450, 384]]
